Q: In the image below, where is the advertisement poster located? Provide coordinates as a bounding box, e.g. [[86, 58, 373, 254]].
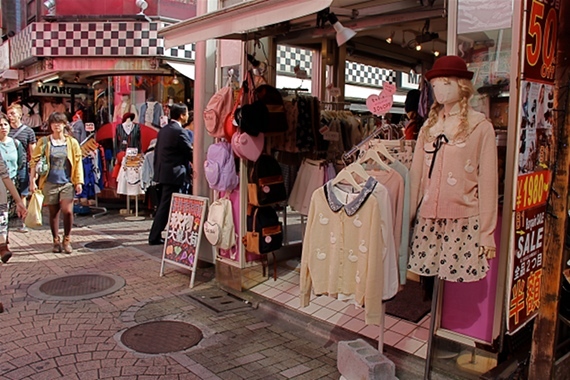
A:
[[523, 0, 559, 83], [160, 194, 208, 288], [518, 81, 554, 174], [508, 206, 545, 332], [507, 0, 559, 334]]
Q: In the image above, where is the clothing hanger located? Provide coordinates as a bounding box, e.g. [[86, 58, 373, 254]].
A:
[[358, 148, 392, 171], [371, 140, 396, 163], [331, 169, 362, 191], [331, 162, 370, 191]]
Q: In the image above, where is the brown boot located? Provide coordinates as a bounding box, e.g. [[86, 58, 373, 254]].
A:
[[62, 236, 72, 254], [0, 243, 12, 263], [53, 236, 62, 253]]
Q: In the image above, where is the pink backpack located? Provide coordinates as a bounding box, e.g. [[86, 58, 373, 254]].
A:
[[203, 86, 234, 138]]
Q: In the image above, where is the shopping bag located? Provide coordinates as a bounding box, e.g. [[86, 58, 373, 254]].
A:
[[24, 190, 44, 228]]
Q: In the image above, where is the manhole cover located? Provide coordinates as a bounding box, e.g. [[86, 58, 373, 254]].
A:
[[121, 321, 202, 354], [28, 273, 125, 301], [84, 240, 122, 249], [187, 289, 251, 313]]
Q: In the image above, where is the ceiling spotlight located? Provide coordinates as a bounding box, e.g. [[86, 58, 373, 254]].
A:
[[37, 80, 44, 87], [386, 31, 395, 44], [327, 12, 356, 46], [415, 44, 422, 51], [433, 50, 440, 57], [58, 79, 65, 87], [172, 75, 179, 85]]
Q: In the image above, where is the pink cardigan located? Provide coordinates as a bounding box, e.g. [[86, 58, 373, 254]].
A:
[[409, 109, 498, 248]]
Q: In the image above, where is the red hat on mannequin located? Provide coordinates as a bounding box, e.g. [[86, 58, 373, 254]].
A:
[[122, 113, 136, 123], [425, 55, 474, 81]]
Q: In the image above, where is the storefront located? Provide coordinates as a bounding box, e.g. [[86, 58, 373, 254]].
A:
[[162, 0, 570, 378]]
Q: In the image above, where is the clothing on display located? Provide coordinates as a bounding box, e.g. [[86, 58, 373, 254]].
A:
[[299, 177, 386, 325], [408, 58, 498, 283], [21, 102, 42, 128], [140, 100, 163, 128], [78, 138, 105, 199], [114, 119, 142, 156], [116, 154, 145, 196], [114, 95, 139, 124]]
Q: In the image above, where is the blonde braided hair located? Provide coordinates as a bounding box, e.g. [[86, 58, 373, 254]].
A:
[[423, 78, 475, 142]]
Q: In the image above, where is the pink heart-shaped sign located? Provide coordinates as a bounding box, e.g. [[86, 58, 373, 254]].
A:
[[383, 82, 396, 95], [366, 94, 393, 116]]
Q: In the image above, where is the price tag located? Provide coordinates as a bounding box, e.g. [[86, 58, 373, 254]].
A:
[[85, 122, 95, 132], [160, 115, 168, 127], [126, 147, 139, 157], [329, 87, 341, 97], [515, 170, 551, 212], [323, 131, 340, 141]]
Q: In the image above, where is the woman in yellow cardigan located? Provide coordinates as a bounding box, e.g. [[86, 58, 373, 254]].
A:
[[29, 112, 84, 254]]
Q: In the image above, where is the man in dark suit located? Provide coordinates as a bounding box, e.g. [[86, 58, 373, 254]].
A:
[[148, 103, 192, 245]]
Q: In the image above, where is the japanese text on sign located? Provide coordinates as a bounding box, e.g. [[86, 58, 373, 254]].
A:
[[515, 170, 550, 212], [160, 194, 209, 289], [508, 206, 546, 333]]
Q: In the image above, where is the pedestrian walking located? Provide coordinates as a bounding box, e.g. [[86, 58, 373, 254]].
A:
[[148, 103, 193, 245], [29, 112, 84, 254], [6, 104, 36, 233], [0, 114, 26, 263]]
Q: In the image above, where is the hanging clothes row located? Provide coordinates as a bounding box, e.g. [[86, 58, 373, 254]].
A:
[[79, 137, 106, 199]]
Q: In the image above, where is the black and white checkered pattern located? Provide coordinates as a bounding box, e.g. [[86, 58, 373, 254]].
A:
[[346, 61, 396, 87], [163, 44, 195, 60], [276, 45, 313, 77], [11, 22, 162, 66]]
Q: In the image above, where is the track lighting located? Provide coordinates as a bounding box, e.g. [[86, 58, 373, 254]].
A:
[[327, 12, 356, 46], [386, 31, 395, 44], [37, 80, 44, 87], [172, 75, 179, 85], [58, 79, 65, 87], [433, 50, 440, 57], [415, 44, 422, 51]]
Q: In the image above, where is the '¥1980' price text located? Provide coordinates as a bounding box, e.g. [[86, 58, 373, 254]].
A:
[[516, 170, 551, 212]]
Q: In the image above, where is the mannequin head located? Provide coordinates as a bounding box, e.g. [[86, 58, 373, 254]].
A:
[[424, 56, 475, 138], [122, 112, 136, 125]]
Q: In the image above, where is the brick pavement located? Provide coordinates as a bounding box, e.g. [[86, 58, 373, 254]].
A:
[[0, 212, 342, 380], [1, 209, 466, 380]]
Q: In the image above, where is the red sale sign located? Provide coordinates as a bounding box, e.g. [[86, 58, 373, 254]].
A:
[[523, 0, 559, 83]]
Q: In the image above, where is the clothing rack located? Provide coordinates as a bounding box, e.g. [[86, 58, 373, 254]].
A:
[[342, 126, 385, 162], [321, 101, 351, 111], [79, 134, 107, 218]]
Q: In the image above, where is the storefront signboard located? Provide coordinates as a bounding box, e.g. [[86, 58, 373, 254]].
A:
[[160, 194, 209, 288], [506, 0, 560, 334], [522, 0, 559, 83], [31, 83, 89, 97], [508, 205, 545, 332]]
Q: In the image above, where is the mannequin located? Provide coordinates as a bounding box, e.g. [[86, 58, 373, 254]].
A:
[[408, 55, 498, 283], [115, 113, 142, 156], [114, 93, 138, 124], [139, 95, 163, 128]]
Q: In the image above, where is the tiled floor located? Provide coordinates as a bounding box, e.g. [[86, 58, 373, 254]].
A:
[[250, 264, 430, 359]]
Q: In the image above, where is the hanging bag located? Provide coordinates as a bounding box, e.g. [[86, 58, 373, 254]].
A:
[[243, 205, 283, 255], [24, 190, 44, 228], [247, 154, 287, 206], [223, 88, 243, 141], [204, 77, 235, 138]]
